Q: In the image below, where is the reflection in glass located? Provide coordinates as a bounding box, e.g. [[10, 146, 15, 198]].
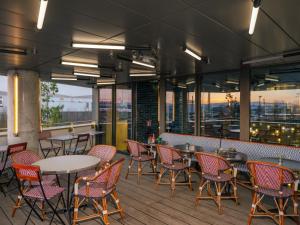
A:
[[201, 72, 240, 139], [116, 86, 132, 151], [165, 77, 195, 134], [250, 65, 300, 146], [0, 76, 7, 133], [99, 88, 112, 145]]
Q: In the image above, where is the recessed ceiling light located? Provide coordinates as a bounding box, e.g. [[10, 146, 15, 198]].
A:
[[132, 60, 155, 68], [130, 73, 156, 77], [72, 43, 125, 50], [61, 61, 98, 68], [184, 48, 202, 61], [37, 0, 48, 30], [226, 80, 239, 85], [249, 0, 262, 35], [74, 72, 100, 78], [265, 75, 279, 82]]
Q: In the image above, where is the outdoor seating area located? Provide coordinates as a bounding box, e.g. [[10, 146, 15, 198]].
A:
[[1, 1, 300, 225]]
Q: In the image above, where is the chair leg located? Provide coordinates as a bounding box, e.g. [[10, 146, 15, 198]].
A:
[[112, 190, 125, 221], [247, 192, 257, 225], [125, 158, 133, 180], [102, 197, 109, 225], [156, 168, 164, 188], [232, 180, 238, 205], [12, 194, 22, 217], [186, 168, 193, 191], [216, 182, 222, 214], [45, 194, 66, 225], [0, 184, 6, 197], [73, 194, 79, 225], [278, 198, 284, 225], [137, 161, 142, 184], [25, 199, 37, 225], [292, 195, 300, 225], [170, 170, 176, 196], [195, 178, 205, 206]]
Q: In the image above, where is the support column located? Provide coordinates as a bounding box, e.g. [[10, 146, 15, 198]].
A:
[[158, 78, 166, 134], [240, 66, 251, 141], [7, 70, 40, 152], [131, 82, 137, 140], [195, 62, 202, 136]]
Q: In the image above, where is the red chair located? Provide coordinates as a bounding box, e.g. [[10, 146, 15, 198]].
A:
[[73, 158, 125, 225], [156, 145, 192, 195], [247, 161, 299, 225], [66, 133, 90, 155], [125, 140, 157, 184], [39, 131, 61, 158], [77, 145, 116, 177], [194, 152, 238, 214], [11, 150, 57, 217], [0, 142, 27, 196], [12, 163, 65, 225]]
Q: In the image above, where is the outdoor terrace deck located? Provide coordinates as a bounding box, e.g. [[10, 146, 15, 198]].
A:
[[0, 154, 295, 225]]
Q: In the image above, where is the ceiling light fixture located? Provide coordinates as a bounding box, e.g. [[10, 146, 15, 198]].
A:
[[186, 80, 195, 85], [249, 0, 262, 35], [74, 72, 100, 78], [132, 60, 155, 68], [265, 75, 279, 82], [184, 48, 202, 61], [37, 0, 48, 30], [51, 73, 77, 81], [61, 61, 98, 68], [130, 73, 156, 77], [257, 82, 265, 87], [226, 80, 239, 85], [72, 43, 125, 50], [0, 47, 27, 55]]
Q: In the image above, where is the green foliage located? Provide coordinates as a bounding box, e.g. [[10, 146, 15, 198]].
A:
[[41, 82, 64, 127]]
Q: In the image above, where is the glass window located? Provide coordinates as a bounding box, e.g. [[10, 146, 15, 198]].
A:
[[165, 77, 195, 134], [41, 82, 92, 127], [201, 72, 240, 139], [250, 64, 300, 146], [116, 85, 132, 151], [99, 87, 113, 145], [0, 75, 7, 133]]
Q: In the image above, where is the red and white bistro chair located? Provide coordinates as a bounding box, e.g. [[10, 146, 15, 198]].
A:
[[73, 158, 125, 225], [194, 152, 238, 214], [11, 150, 57, 217], [0, 142, 27, 196], [12, 163, 66, 225], [77, 145, 116, 177], [247, 161, 299, 225], [156, 145, 192, 195], [125, 140, 157, 184]]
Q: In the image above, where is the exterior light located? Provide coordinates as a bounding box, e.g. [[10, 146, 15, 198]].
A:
[[13, 74, 19, 136], [73, 72, 100, 78], [132, 60, 155, 69], [72, 43, 125, 50], [37, 0, 48, 30], [249, 0, 262, 35], [61, 61, 98, 68], [184, 48, 202, 61]]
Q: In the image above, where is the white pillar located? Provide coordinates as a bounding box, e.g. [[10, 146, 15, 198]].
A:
[[7, 70, 40, 152]]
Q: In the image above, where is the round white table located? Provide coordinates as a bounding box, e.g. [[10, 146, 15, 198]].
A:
[[33, 155, 100, 224]]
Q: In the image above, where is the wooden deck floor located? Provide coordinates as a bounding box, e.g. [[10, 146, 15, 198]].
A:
[[0, 154, 296, 225]]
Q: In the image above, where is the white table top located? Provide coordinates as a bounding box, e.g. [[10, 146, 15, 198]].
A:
[[32, 155, 100, 175], [0, 145, 7, 152]]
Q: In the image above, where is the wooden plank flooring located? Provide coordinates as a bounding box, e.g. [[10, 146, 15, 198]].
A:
[[0, 153, 296, 225]]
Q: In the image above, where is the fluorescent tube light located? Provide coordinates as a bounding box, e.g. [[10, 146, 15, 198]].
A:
[[226, 80, 239, 85], [132, 60, 155, 68], [186, 80, 195, 85], [51, 73, 77, 81], [184, 48, 202, 61], [74, 72, 100, 78], [265, 75, 279, 82], [13, 75, 19, 136], [97, 82, 115, 85], [130, 73, 156, 77], [37, 0, 48, 30], [257, 82, 265, 87], [61, 61, 98, 68], [249, 6, 259, 35], [72, 43, 125, 50]]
